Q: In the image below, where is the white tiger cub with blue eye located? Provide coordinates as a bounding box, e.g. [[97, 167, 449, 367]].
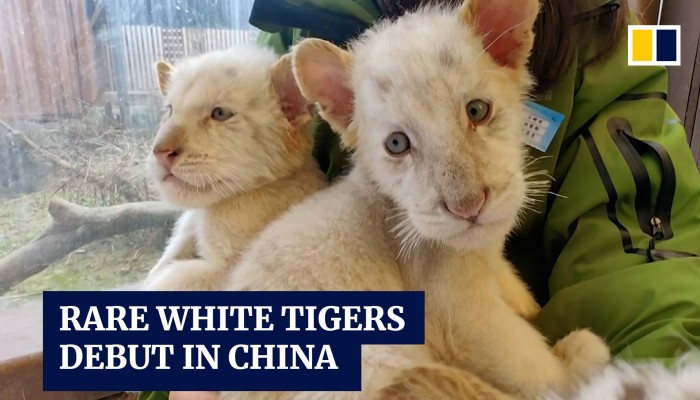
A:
[[217, 0, 610, 399], [143, 45, 327, 291]]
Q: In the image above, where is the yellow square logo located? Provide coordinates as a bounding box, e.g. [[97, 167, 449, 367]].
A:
[[628, 25, 681, 66]]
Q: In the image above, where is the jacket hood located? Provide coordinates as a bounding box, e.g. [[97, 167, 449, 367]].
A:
[[249, 0, 623, 42]]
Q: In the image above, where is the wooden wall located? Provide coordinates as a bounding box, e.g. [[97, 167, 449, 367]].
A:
[[0, 1, 100, 120]]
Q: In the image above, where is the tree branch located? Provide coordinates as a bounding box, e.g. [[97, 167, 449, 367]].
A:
[[0, 199, 181, 294]]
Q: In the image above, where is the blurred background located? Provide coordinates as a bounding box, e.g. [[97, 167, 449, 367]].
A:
[[0, 0, 259, 308]]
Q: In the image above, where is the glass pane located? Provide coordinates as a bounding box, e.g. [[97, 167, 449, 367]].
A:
[[0, 0, 259, 309]]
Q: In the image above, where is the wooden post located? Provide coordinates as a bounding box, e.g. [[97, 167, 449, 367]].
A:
[[104, 0, 131, 129]]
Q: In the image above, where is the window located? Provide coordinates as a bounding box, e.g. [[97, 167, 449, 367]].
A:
[[0, 0, 259, 307], [1, 0, 265, 394]]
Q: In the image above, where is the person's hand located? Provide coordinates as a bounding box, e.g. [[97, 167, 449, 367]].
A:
[[169, 391, 219, 400]]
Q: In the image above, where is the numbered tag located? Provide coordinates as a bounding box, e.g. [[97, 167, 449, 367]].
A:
[[523, 101, 565, 152]]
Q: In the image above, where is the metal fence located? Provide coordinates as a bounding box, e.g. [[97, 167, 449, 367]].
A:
[[119, 25, 258, 91]]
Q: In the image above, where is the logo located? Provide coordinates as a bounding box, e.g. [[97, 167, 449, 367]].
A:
[[628, 25, 681, 66], [42, 290, 426, 392]]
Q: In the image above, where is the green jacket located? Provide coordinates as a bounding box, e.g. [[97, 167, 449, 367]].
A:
[[251, 0, 700, 363]]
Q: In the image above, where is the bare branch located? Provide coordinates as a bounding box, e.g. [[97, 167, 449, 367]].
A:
[[0, 199, 181, 294]]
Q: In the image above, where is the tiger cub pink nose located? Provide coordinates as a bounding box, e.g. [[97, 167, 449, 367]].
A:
[[152, 146, 182, 170], [445, 189, 488, 222]]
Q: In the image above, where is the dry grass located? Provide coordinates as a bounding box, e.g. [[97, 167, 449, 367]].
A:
[[9, 110, 159, 205]]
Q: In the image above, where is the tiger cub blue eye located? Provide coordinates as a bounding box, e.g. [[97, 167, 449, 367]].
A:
[[384, 132, 411, 156], [211, 107, 234, 121], [466, 99, 491, 123]]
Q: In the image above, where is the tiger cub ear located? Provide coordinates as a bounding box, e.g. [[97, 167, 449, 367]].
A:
[[155, 60, 174, 96], [292, 38, 357, 149], [458, 0, 540, 70]]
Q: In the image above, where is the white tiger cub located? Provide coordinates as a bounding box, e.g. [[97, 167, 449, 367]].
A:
[[207, 0, 610, 399], [143, 45, 327, 291]]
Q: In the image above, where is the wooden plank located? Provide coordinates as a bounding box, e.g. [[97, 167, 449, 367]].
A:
[[0, 284, 140, 400], [122, 25, 130, 90], [155, 26, 164, 66], [183, 28, 189, 58], [132, 26, 142, 90], [0, 300, 106, 400], [126, 26, 137, 90], [145, 26, 152, 89], [119, 25, 168, 91], [148, 26, 158, 90], [136, 26, 145, 90], [0, 298, 43, 363], [143, 26, 152, 89], [105, 41, 116, 92], [138, 26, 149, 90], [207, 29, 214, 52], [122, 26, 135, 91], [0, 0, 99, 118]]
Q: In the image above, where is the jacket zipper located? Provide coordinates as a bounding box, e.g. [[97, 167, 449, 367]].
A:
[[608, 123, 654, 237], [650, 216, 665, 248], [606, 118, 695, 260], [621, 134, 676, 239], [582, 129, 644, 256]]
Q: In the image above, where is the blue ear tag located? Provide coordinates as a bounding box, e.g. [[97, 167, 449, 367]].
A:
[[522, 101, 565, 153]]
